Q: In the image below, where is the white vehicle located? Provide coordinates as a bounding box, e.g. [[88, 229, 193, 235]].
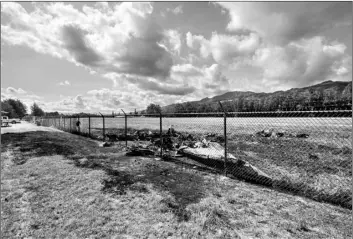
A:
[[10, 118, 21, 124], [1, 116, 10, 127]]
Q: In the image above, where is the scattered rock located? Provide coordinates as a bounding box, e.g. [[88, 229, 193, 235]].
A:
[[100, 142, 112, 147], [194, 142, 203, 148], [78, 157, 88, 165], [118, 134, 138, 141], [256, 129, 299, 138], [201, 138, 210, 147], [167, 125, 177, 136], [309, 153, 319, 159], [186, 134, 195, 140], [160, 169, 170, 176], [256, 129, 273, 137], [296, 133, 309, 138], [106, 133, 118, 141], [214, 192, 222, 198], [126, 145, 155, 156]]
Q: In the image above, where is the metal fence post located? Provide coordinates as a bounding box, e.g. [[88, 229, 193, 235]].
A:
[[78, 116, 81, 134], [88, 116, 91, 137], [224, 112, 227, 176], [219, 102, 227, 176], [69, 117, 72, 132], [99, 113, 105, 141], [160, 112, 163, 157], [121, 110, 127, 147]]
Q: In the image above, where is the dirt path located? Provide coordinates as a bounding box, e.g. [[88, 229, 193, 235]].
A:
[[1, 121, 62, 134]]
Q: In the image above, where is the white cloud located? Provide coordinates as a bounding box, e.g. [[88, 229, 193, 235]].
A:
[[96, 63, 233, 109], [218, 2, 352, 45], [162, 29, 182, 55], [58, 80, 71, 86], [5, 87, 27, 95], [73, 95, 85, 109], [1, 2, 174, 80], [185, 4, 351, 93], [171, 64, 202, 76], [186, 31, 260, 63], [166, 5, 183, 15], [225, 36, 352, 92], [1, 2, 351, 113], [38, 95, 88, 113]]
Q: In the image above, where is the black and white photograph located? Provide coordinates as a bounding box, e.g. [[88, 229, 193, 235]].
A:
[[1, 1, 352, 238]]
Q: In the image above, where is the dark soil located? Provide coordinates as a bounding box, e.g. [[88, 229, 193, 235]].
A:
[[2, 131, 207, 221], [94, 157, 206, 222]]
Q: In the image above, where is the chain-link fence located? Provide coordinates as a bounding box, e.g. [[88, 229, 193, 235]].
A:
[[36, 107, 352, 210]]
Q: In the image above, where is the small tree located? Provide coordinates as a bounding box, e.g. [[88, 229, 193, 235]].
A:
[[1, 99, 27, 118], [30, 103, 45, 116], [174, 103, 185, 113], [45, 111, 60, 116], [146, 104, 161, 114], [1, 101, 16, 118]]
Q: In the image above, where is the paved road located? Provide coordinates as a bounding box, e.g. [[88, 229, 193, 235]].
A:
[[1, 121, 62, 134]]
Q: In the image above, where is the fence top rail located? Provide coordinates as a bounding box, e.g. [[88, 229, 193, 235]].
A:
[[226, 110, 353, 114], [39, 109, 352, 118]]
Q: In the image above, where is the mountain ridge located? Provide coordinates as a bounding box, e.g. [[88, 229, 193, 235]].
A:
[[161, 80, 352, 113]]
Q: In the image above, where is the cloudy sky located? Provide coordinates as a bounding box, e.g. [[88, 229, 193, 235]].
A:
[[1, 2, 352, 113]]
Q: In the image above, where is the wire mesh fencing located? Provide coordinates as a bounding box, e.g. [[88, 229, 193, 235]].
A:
[[39, 109, 352, 209], [161, 113, 227, 174], [224, 110, 352, 209]]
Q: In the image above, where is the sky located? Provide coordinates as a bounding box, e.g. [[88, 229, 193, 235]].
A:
[[1, 2, 352, 114]]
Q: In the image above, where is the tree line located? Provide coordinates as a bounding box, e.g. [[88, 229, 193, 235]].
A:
[[2, 81, 351, 118], [1, 99, 58, 118], [159, 82, 352, 114]]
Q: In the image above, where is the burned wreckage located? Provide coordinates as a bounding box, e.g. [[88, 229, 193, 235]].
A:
[[103, 126, 273, 186]]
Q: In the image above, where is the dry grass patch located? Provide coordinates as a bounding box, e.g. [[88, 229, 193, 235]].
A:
[[1, 131, 352, 238], [228, 134, 352, 209]]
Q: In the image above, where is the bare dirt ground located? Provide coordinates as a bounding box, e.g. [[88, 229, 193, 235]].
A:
[[1, 121, 62, 134], [1, 127, 352, 238]]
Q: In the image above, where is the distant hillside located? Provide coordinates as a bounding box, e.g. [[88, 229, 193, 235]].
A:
[[161, 81, 352, 113]]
